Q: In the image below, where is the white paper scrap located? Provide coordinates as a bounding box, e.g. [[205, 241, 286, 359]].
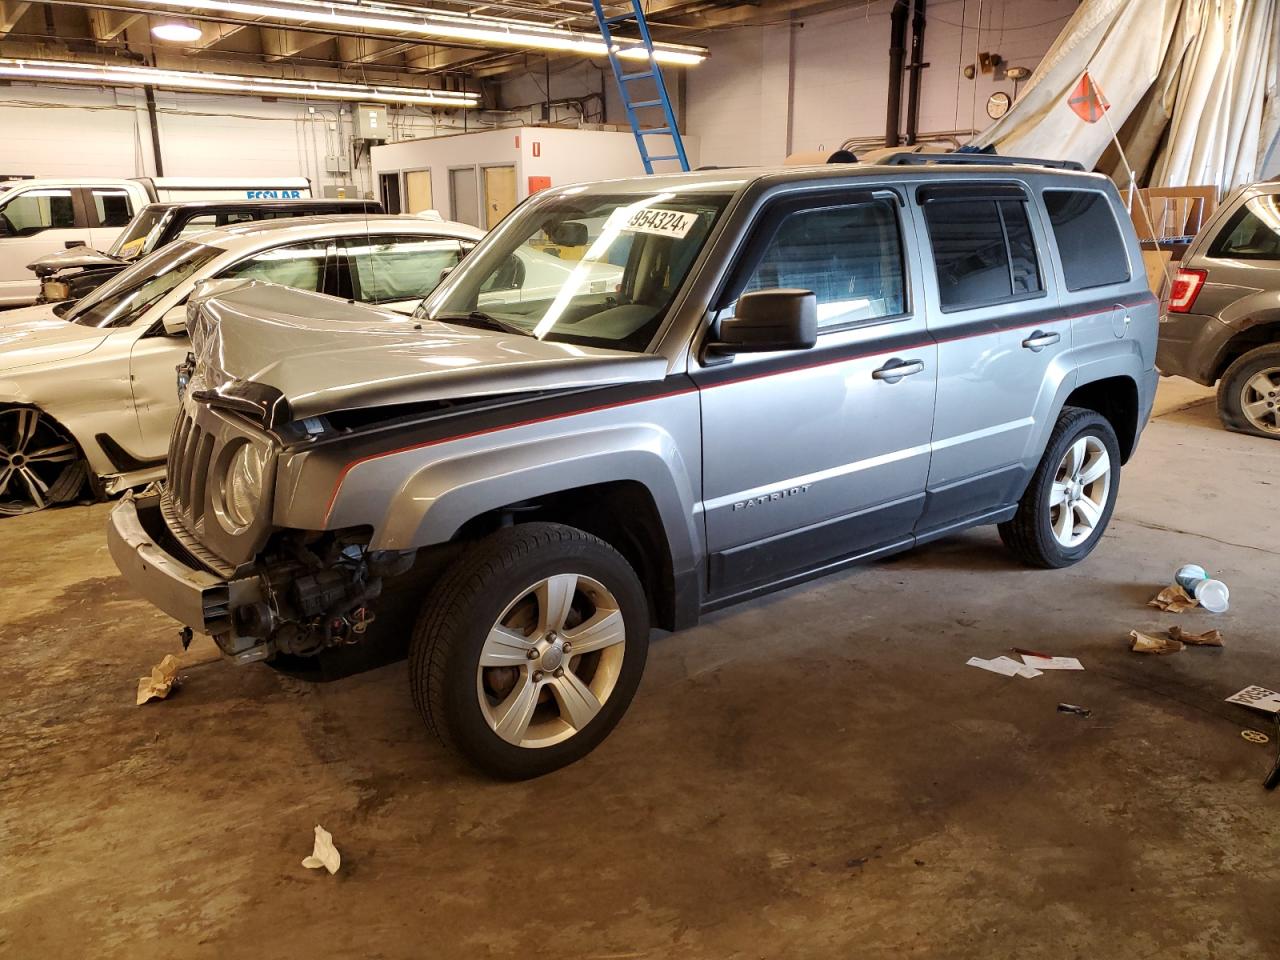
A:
[[302, 824, 341, 875], [1225, 686, 1280, 715], [967, 656, 1043, 679], [1020, 655, 1085, 671]]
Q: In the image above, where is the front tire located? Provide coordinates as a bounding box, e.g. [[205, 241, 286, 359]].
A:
[[0, 407, 86, 517], [999, 407, 1121, 568], [1217, 344, 1280, 439], [409, 522, 649, 780]]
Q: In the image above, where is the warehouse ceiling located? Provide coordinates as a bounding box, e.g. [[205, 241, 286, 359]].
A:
[[0, 0, 854, 96]]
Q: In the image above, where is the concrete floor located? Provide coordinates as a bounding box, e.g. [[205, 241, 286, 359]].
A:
[[4, 383, 1278, 959]]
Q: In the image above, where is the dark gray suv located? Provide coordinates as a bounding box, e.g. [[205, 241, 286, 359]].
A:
[[1157, 181, 1280, 437], [110, 156, 1158, 778]]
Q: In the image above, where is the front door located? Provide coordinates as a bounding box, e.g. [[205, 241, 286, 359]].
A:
[[695, 190, 936, 600], [128, 325, 191, 463], [0, 186, 91, 306]]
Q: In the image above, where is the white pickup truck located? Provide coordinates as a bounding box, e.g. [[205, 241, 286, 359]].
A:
[[0, 176, 311, 307]]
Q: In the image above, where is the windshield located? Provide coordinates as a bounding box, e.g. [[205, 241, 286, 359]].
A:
[[424, 187, 733, 351], [67, 240, 223, 329], [108, 206, 170, 260]]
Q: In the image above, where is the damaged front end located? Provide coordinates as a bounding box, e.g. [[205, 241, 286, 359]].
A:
[[222, 529, 416, 662]]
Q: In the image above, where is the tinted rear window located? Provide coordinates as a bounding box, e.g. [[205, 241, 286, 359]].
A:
[[922, 196, 1043, 311], [1043, 190, 1130, 291]]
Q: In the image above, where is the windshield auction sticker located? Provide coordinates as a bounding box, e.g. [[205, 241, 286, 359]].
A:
[[614, 207, 697, 239]]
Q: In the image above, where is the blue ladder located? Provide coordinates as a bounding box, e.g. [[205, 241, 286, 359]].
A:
[[591, 0, 691, 174]]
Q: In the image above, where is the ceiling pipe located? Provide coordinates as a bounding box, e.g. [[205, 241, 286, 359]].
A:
[[885, 0, 908, 148], [904, 0, 926, 146]]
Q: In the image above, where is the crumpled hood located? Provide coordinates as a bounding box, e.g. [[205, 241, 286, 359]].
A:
[[27, 245, 123, 277], [0, 303, 111, 370], [191, 283, 669, 422]]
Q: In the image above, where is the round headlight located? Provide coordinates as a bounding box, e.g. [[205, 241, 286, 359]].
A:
[[225, 443, 266, 528]]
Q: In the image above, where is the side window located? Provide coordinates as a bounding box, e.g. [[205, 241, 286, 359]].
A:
[[922, 195, 1044, 311], [1043, 190, 1131, 290], [177, 215, 221, 239], [343, 235, 466, 304], [1207, 196, 1280, 261], [219, 240, 329, 291], [741, 199, 907, 329], [0, 189, 76, 236], [90, 188, 134, 228]]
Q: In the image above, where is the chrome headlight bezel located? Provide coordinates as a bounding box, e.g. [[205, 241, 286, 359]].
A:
[[216, 439, 267, 533]]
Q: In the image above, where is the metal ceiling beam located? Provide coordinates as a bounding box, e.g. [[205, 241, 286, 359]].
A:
[[261, 26, 330, 61], [87, 7, 142, 38], [187, 19, 245, 49], [0, 0, 31, 39]]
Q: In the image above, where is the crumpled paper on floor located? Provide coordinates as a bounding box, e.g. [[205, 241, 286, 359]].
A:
[[302, 824, 341, 875], [135, 655, 181, 705], [1148, 584, 1197, 613], [1169, 625, 1225, 647], [1129, 630, 1184, 655]]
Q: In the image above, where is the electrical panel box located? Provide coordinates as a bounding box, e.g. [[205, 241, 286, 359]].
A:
[[355, 103, 389, 141], [325, 154, 351, 174]]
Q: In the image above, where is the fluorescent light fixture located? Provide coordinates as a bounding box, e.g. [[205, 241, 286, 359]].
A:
[[152, 18, 203, 41], [0, 58, 482, 107], [90, 0, 708, 65]]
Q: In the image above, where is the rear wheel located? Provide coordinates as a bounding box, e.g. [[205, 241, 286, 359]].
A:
[[999, 407, 1121, 568], [0, 407, 85, 517], [409, 522, 649, 779], [1218, 344, 1280, 439]]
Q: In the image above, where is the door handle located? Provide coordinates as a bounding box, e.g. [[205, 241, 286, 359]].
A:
[[1021, 330, 1061, 352], [64, 239, 88, 249], [872, 358, 925, 383]]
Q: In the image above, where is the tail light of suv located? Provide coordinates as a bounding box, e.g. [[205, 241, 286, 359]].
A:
[[1167, 268, 1207, 313]]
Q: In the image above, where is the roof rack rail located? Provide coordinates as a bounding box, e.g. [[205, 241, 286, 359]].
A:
[[879, 152, 1086, 172]]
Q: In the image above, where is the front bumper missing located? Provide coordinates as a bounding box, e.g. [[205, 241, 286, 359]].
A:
[[108, 494, 267, 660]]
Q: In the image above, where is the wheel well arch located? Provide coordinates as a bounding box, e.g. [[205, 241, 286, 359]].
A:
[[0, 401, 85, 457], [1212, 321, 1280, 381], [1063, 375, 1139, 463], [453, 480, 678, 631]]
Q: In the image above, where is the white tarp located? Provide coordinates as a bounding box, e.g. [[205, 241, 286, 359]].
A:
[[972, 0, 1280, 196]]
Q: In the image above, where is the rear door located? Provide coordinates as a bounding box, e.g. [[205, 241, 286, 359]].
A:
[[696, 187, 937, 599], [913, 183, 1068, 534], [0, 186, 91, 306], [85, 186, 138, 252], [340, 234, 469, 313]]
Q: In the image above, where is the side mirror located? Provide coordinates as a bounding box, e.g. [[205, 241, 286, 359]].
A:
[[549, 221, 588, 246], [707, 289, 818, 356], [161, 304, 188, 336]]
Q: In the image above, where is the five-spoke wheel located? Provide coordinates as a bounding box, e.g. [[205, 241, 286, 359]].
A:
[[0, 407, 84, 517], [477, 572, 627, 749], [1000, 406, 1121, 568], [410, 522, 648, 779], [1219, 345, 1280, 439]]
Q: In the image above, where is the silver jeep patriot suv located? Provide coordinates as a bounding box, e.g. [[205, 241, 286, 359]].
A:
[[109, 156, 1158, 779]]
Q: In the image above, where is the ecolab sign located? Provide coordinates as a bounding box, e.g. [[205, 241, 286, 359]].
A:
[[246, 190, 304, 199]]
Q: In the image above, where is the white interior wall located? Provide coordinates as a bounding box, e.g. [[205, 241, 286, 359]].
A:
[[686, 0, 1075, 167], [0, 82, 477, 195]]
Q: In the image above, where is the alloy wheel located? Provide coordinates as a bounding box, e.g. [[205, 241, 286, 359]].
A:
[[1240, 366, 1280, 435], [0, 409, 80, 516], [476, 573, 626, 749], [1048, 434, 1111, 548]]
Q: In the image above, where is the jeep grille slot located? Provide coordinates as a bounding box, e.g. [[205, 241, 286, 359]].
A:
[[191, 433, 215, 523]]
